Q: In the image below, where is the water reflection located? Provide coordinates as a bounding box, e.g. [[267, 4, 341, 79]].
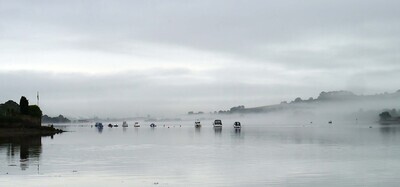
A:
[[0, 135, 42, 171], [379, 125, 400, 135], [97, 127, 103, 133], [214, 127, 222, 135], [231, 128, 244, 141], [195, 127, 201, 133]]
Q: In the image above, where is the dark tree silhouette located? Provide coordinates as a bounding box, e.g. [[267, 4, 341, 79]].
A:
[[29, 105, 42, 118], [379, 111, 392, 121], [294, 97, 302, 102], [19, 96, 29, 115]]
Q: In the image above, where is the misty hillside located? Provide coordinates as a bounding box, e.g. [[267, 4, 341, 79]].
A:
[[208, 90, 400, 122]]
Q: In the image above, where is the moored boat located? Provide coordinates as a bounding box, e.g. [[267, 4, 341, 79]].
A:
[[122, 121, 128, 127], [233, 121, 241, 129], [213, 119, 222, 127], [195, 119, 201, 128], [95, 122, 103, 128], [134, 122, 140, 127], [150, 123, 157, 127]]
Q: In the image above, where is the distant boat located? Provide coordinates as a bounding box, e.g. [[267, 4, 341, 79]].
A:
[[108, 123, 113, 128], [122, 121, 128, 127], [113, 124, 118, 127], [328, 120, 332, 124], [150, 123, 157, 127], [95, 122, 103, 128], [233, 121, 241, 129], [195, 119, 201, 128], [134, 122, 140, 127], [213, 119, 222, 127]]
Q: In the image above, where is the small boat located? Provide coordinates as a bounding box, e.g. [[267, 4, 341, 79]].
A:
[[328, 120, 332, 124], [195, 120, 201, 128], [150, 123, 157, 127], [95, 122, 103, 128], [233, 121, 241, 129], [113, 124, 118, 127], [213, 119, 222, 127], [134, 122, 140, 127], [108, 123, 113, 128], [122, 121, 128, 127]]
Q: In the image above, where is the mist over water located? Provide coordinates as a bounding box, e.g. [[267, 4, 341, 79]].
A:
[[1, 118, 400, 187], [1, 0, 400, 186]]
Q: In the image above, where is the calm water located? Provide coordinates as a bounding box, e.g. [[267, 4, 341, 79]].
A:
[[1, 119, 400, 186]]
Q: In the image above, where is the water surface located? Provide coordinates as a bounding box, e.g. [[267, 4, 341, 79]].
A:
[[1, 119, 400, 186]]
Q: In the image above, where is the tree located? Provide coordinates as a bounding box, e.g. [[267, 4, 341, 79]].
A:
[[19, 96, 29, 115], [294, 97, 302, 103], [379, 111, 392, 121], [29, 105, 42, 118], [1, 100, 19, 116], [230, 105, 245, 113]]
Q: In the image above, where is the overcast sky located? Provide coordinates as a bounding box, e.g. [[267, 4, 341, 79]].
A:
[[1, 0, 399, 118]]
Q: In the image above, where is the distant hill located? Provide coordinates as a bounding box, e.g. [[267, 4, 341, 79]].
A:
[[42, 115, 71, 123], [202, 90, 400, 116]]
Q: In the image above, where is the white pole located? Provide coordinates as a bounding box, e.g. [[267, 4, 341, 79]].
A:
[[37, 91, 40, 106]]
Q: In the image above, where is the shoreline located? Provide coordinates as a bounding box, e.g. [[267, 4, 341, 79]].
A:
[[0, 126, 64, 137]]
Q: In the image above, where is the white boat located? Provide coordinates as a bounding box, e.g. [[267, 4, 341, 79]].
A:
[[150, 123, 157, 127], [233, 121, 241, 129], [122, 121, 128, 127], [213, 119, 222, 127], [134, 122, 140, 127], [195, 120, 201, 128]]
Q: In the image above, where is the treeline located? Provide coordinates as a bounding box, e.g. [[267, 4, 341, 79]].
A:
[[379, 109, 400, 124], [42, 115, 70, 123], [0, 96, 70, 125], [0, 96, 43, 127], [187, 90, 400, 115], [0, 96, 42, 118]]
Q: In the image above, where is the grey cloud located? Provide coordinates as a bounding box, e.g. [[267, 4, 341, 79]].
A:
[[2, 1, 399, 70], [1, 0, 400, 117]]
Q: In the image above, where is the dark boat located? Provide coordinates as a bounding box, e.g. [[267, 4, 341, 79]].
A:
[[233, 121, 241, 129], [95, 122, 103, 128], [213, 119, 222, 127]]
